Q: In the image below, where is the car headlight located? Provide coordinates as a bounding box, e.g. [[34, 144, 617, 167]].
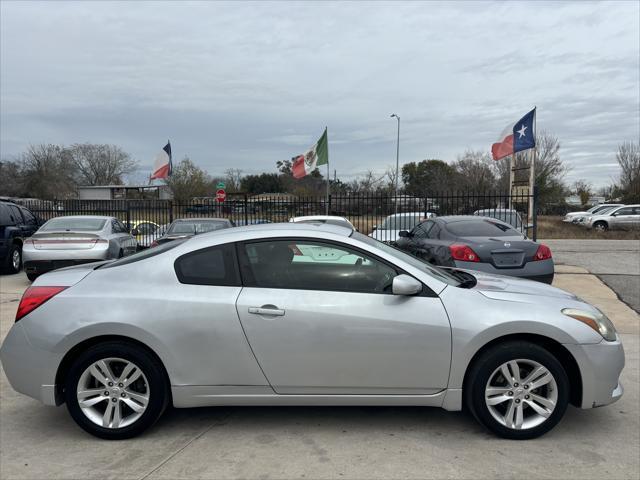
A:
[[562, 308, 617, 341]]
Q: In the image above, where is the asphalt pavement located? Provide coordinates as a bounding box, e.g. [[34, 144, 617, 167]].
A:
[[543, 239, 640, 313]]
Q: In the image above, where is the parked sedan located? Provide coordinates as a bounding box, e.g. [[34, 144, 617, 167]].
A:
[[395, 216, 554, 284], [369, 212, 435, 243], [151, 217, 234, 246], [584, 205, 640, 231], [23, 216, 137, 281], [1, 223, 623, 440]]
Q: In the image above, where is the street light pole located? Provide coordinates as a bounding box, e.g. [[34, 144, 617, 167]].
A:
[[390, 114, 400, 214]]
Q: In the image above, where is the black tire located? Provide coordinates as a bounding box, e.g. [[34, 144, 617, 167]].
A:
[[465, 341, 569, 440], [64, 341, 169, 440], [26, 272, 39, 282], [118, 249, 124, 258], [4, 243, 22, 274], [593, 221, 608, 232]]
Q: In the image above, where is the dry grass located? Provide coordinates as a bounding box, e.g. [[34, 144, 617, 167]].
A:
[[536, 216, 640, 240]]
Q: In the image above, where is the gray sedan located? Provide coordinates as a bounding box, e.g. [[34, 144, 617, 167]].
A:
[[1, 223, 623, 440], [395, 216, 554, 284], [22, 215, 137, 281]]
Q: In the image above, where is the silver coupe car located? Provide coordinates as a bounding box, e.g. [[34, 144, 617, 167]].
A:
[[1, 223, 624, 440]]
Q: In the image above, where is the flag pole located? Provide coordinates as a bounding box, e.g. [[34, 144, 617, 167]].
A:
[[529, 107, 537, 232], [325, 127, 330, 215]]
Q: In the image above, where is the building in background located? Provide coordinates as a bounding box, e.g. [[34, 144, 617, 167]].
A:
[[77, 185, 173, 200]]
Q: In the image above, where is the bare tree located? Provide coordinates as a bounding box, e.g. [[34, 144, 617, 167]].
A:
[[69, 143, 137, 185], [453, 150, 497, 191], [164, 156, 213, 202], [20, 144, 76, 199], [224, 168, 244, 192], [573, 179, 592, 205], [616, 142, 640, 202]]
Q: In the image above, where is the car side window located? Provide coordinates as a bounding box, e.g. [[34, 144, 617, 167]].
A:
[[18, 207, 37, 226], [174, 243, 241, 286], [137, 223, 156, 235], [0, 204, 13, 225], [111, 220, 122, 233], [239, 239, 397, 294], [427, 223, 441, 239], [613, 207, 632, 216], [8, 205, 23, 224], [116, 220, 128, 233], [413, 221, 433, 239]]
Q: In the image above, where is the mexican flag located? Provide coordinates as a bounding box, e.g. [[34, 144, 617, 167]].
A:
[[292, 128, 328, 179]]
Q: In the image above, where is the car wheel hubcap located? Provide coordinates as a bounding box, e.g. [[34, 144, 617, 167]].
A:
[[11, 250, 20, 270], [77, 358, 150, 429], [485, 359, 557, 430]]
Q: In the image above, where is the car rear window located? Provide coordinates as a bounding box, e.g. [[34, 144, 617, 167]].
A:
[[41, 217, 107, 231], [446, 219, 522, 237], [174, 243, 241, 286], [101, 238, 187, 269], [168, 220, 228, 235]]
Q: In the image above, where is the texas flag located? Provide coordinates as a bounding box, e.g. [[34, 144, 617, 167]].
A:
[[491, 108, 536, 160], [150, 141, 172, 180]]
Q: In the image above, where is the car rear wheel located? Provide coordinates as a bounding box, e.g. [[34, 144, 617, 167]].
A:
[[64, 341, 168, 439], [26, 272, 39, 282], [465, 341, 569, 440]]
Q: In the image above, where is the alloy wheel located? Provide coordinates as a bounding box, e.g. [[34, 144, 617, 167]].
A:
[[76, 357, 150, 429], [11, 249, 21, 271], [484, 359, 558, 430]]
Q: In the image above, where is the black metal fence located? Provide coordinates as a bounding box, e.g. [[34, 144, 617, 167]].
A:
[[15, 188, 539, 240]]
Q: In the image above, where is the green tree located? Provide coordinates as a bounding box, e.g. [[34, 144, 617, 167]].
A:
[[401, 159, 460, 195], [573, 179, 592, 205], [164, 156, 212, 202], [240, 173, 284, 194]]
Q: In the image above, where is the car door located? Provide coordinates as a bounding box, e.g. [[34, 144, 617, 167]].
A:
[[609, 207, 633, 229], [235, 238, 452, 395]]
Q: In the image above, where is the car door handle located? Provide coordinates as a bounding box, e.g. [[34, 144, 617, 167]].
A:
[[248, 306, 285, 316]]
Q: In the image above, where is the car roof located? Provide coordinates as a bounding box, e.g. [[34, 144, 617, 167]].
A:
[[433, 215, 515, 227], [290, 215, 347, 222], [171, 217, 230, 222], [45, 215, 113, 220]]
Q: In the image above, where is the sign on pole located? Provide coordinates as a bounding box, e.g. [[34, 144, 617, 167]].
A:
[[216, 182, 226, 189], [216, 188, 226, 203]]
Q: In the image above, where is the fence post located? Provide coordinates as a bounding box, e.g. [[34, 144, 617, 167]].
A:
[[532, 185, 539, 241], [169, 200, 174, 223], [328, 194, 332, 215], [125, 201, 131, 229], [244, 193, 249, 225]]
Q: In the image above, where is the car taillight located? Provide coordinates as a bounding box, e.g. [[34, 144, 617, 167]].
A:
[[15, 286, 67, 322], [449, 244, 480, 262], [533, 244, 552, 261]]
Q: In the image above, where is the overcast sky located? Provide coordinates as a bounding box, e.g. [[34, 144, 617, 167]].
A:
[[1, 1, 638, 188]]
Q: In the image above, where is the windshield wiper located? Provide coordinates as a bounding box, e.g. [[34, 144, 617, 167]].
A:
[[448, 269, 477, 289]]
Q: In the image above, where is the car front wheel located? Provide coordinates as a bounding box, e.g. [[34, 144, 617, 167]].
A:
[[465, 341, 569, 440], [64, 341, 168, 439], [593, 221, 608, 232]]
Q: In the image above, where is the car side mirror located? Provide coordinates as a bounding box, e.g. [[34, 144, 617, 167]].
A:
[[398, 230, 411, 238], [131, 228, 140, 236], [392, 274, 422, 296]]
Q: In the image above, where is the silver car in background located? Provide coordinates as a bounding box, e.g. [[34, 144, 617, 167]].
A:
[[1, 223, 624, 440], [584, 204, 640, 231], [23, 215, 137, 281], [563, 204, 624, 224], [369, 212, 435, 243]]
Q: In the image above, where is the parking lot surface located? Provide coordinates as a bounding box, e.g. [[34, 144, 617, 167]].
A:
[[544, 239, 640, 313], [1, 270, 639, 480]]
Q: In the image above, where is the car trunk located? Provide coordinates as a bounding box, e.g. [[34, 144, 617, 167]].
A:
[[460, 236, 538, 269], [31, 232, 103, 250]]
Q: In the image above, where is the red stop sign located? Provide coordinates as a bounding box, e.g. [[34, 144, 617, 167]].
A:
[[216, 189, 226, 202]]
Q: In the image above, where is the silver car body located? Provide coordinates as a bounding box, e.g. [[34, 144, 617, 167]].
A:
[[369, 212, 435, 243], [563, 204, 623, 223], [584, 204, 640, 230], [2, 223, 623, 414], [23, 215, 137, 277], [289, 215, 355, 230]]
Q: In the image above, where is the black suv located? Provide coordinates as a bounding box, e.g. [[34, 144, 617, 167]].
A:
[[0, 201, 42, 274]]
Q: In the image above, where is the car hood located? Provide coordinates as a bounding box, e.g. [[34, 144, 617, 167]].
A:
[[458, 269, 576, 301], [566, 211, 588, 217]]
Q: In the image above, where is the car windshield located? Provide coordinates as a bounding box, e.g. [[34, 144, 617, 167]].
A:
[[596, 206, 617, 216], [168, 220, 227, 235], [447, 219, 523, 237], [353, 232, 460, 286], [380, 215, 422, 230], [40, 217, 106, 231], [476, 210, 522, 227]]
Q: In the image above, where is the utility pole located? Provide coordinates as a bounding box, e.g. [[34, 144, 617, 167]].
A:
[[390, 114, 400, 214]]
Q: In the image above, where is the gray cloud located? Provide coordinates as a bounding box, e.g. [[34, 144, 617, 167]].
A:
[[1, 0, 638, 188]]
